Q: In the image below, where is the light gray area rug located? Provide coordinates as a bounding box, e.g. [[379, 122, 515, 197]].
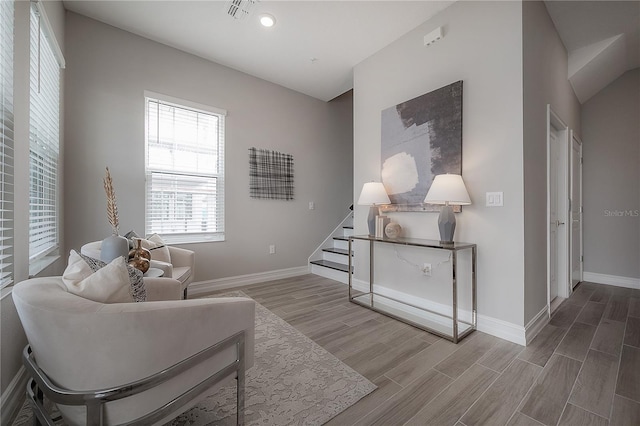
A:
[[11, 292, 376, 426], [170, 291, 376, 425]]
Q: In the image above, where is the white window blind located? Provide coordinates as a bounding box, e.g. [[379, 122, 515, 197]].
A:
[[145, 95, 225, 243], [0, 0, 14, 288], [29, 3, 61, 263]]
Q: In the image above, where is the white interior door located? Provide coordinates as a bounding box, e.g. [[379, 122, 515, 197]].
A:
[[570, 134, 583, 288], [549, 130, 560, 303], [547, 106, 570, 313]]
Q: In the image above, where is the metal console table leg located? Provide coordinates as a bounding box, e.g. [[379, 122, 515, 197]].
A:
[[348, 235, 477, 344]]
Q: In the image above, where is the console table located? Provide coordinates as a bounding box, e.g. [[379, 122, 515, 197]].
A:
[[348, 235, 477, 343]]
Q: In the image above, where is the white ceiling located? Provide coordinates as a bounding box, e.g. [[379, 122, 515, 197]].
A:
[[62, 0, 454, 102], [62, 1, 639, 104], [544, 0, 640, 103]]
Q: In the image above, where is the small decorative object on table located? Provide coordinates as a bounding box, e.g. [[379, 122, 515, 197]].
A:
[[128, 238, 151, 273], [100, 167, 129, 263], [375, 215, 390, 238], [385, 222, 402, 239]]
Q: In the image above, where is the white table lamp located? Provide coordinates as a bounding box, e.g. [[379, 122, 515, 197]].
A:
[[358, 182, 390, 236], [424, 174, 471, 243]]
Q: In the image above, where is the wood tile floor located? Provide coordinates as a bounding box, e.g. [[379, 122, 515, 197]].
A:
[[205, 275, 640, 425]]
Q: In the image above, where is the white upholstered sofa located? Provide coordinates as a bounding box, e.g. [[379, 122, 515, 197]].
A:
[[13, 276, 255, 425], [81, 241, 195, 299]]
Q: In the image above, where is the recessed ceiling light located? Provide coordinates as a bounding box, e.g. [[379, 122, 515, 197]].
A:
[[259, 14, 276, 28]]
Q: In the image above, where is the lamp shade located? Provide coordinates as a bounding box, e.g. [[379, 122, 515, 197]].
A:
[[357, 182, 390, 205], [424, 174, 471, 205]]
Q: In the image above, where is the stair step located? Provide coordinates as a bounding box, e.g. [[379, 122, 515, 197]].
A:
[[310, 260, 351, 273], [322, 248, 351, 256], [332, 236, 350, 250]]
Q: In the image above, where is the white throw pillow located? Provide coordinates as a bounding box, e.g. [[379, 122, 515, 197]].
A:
[[141, 234, 171, 264], [62, 249, 94, 284], [62, 250, 134, 303]]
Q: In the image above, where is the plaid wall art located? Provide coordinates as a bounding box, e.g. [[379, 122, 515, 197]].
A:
[[249, 148, 294, 200]]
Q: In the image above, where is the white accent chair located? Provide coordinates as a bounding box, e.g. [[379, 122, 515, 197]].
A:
[[13, 276, 255, 425], [81, 241, 195, 299]]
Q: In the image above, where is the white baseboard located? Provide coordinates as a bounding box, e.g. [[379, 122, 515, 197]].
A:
[[352, 279, 526, 345], [0, 366, 27, 425], [583, 272, 640, 289], [525, 306, 549, 345], [477, 314, 526, 346], [189, 266, 310, 296]]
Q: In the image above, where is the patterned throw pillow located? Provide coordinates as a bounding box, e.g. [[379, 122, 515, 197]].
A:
[[79, 253, 147, 302], [62, 251, 140, 303]]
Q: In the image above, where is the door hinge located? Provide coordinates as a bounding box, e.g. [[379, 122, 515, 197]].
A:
[[581, 255, 584, 262]]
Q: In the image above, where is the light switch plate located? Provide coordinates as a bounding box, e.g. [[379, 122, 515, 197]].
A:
[[486, 192, 504, 207]]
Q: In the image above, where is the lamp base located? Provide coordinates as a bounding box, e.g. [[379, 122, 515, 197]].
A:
[[438, 204, 456, 243], [367, 205, 379, 236]]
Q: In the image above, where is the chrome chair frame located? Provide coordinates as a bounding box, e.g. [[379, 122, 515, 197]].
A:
[[23, 331, 246, 426]]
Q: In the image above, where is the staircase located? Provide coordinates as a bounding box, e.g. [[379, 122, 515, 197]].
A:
[[309, 212, 354, 284]]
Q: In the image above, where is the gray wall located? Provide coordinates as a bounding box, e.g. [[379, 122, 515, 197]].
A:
[[522, 0, 581, 324], [582, 69, 640, 279], [353, 1, 526, 330], [63, 12, 353, 282], [1, 0, 66, 398]]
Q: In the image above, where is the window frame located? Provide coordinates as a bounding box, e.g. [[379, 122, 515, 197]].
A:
[[28, 0, 64, 276], [0, 0, 14, 289], [144, 91, 226, 244]]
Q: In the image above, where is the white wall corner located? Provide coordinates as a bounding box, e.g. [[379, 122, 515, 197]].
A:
[[525, 306, 549, 345], [583, 272, 640, 290], [0, 366, 27, 425], [188, 266, 310, 296]]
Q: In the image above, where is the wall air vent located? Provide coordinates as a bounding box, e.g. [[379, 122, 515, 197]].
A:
[[226, 0, 258, 21]]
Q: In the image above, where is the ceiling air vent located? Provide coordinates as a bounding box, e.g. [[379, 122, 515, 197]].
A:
[[226, 0, 258, 21]]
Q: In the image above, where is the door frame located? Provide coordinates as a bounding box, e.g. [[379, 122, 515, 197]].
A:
[[546, 105, 570, 316], [570, 130, 584, 288]]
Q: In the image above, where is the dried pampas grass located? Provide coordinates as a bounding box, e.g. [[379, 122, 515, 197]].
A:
[[103, 167, 120, 236]]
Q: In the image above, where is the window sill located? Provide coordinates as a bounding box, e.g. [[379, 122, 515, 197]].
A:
[[160, 234, 226, 245], [1, 285, 14, 300], [29, 254, 61, 278]]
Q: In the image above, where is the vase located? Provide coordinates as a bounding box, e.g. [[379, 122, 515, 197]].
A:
[[128, 238, 151, 261], [128, 255, 150, 274], [128, 238, 151, 273], [101, 234, 129, 263]]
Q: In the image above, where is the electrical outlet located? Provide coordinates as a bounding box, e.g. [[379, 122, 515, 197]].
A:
[[269, 245, 276, 254], [421, 263, 432, 276], [309, 202, 315, 210]]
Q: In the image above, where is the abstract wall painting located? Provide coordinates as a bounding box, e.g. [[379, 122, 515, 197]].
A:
[[249, 148, 294, 200], [380, 81, 463, 212]]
